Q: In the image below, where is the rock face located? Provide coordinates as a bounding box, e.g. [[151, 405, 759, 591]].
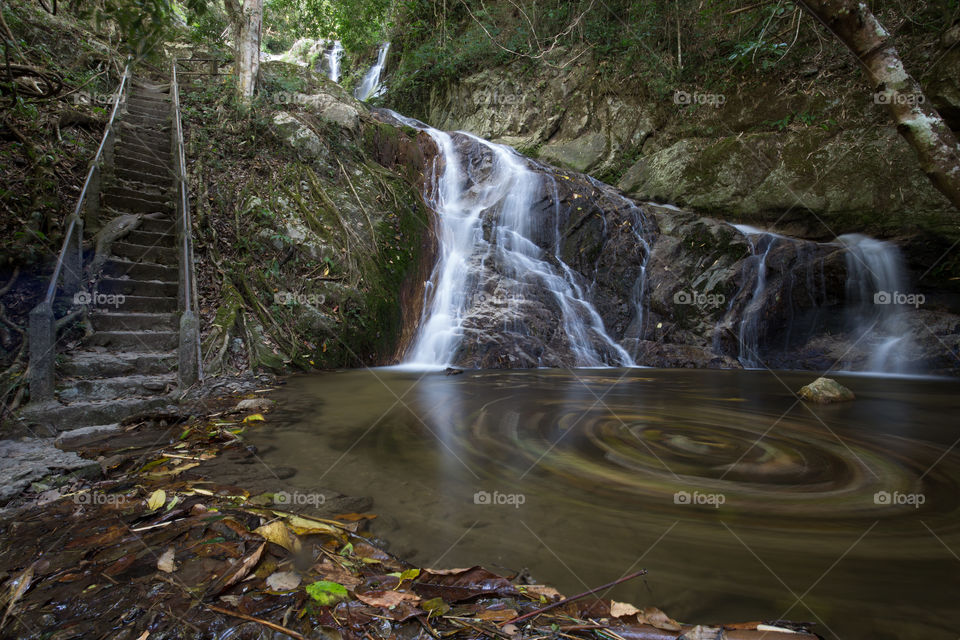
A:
[[404, 53, 960, 289], [798, 377, 856, 403], [375, 110, 960, 374]]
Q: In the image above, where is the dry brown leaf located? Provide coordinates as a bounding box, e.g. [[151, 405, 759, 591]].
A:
[[476, 608, 518, 622], [213, 542, 265, 594], [313, 558, 362, 589], [524, 584, 562, 600], [610, 600, 641, 618], [157, 547, 177, 573], [265, 571, 301, 591], [638, 606, 682, 631], [355, 590, 420, 608]]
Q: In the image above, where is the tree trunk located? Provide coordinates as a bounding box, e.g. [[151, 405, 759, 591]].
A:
[[223, 0, 262, 101], [796, 0, 960, 213]]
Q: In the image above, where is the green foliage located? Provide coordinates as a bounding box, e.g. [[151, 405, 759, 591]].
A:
[[262, 0, 393, 52], [72, 0, 207, 59]]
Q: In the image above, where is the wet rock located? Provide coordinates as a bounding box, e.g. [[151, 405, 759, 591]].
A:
[[234, 397, 275, 412], [798, 377, 855, 404], [0, 438, 101, 505]]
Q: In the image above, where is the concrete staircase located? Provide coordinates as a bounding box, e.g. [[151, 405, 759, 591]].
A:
[[20, 79, 185, 435]]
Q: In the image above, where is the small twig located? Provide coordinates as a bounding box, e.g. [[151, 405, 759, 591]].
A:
[[502, 569, 647, 626], [204, 603, 307, 640]]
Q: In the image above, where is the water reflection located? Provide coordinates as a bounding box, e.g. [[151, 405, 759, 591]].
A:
[[251, 368, 960, 639]]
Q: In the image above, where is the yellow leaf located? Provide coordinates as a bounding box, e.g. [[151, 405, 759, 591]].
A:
[[243, 413, 266, 423], [254, 520, 301, 552], [147, 489, 166, 511]]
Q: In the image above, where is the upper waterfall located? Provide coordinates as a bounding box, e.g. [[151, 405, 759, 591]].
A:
[[354, 42, 391, 102]]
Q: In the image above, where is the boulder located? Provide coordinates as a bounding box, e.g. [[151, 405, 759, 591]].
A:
[[797, 377, 855, 404]]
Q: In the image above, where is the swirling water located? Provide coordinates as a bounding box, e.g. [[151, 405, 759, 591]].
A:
[[251, 368, 960, 640]]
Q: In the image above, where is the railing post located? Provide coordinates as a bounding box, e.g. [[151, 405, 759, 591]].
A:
[[62, 217, 83, 295], [28, 302, 56, 403]]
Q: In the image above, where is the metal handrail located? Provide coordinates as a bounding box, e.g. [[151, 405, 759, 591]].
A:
[[171, 59, 202, 387], [43, 60, 132, 303], [28, 58, 132, 403]]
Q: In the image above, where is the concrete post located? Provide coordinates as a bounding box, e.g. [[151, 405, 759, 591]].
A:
[[62, 217, 83, 295], [178, 310, 200, 388], [84, 165, 101, 232], [28, 302, 56, 403]]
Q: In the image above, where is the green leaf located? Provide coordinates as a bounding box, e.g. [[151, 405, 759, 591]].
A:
[[305, 580, 349, 605]]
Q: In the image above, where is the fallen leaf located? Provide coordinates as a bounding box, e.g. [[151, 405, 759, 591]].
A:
[[414, 567, 518, 602], [305, 580, 349, 605], [148, 462, 199, 478], [157, 547, 177, 573], [313, 559, 362, 589], [1, 565, 34, 628], [524, 584, 562, 600], [420, 597, 450, 617], [476, 608, 517, 622], [147, 489, 166, 511], [242, 413, 266, 423], [355, 589, 420, 608], [610, 600, 641, 618], [253, 520, 301, 553], [210, 542, 265, 595], [266, 571, 302, 591], [638, 606, 682, 631], [333, 512, 377, 522]]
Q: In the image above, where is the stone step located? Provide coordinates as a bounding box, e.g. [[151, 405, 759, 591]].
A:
[[102, 258, 177, 281], [98, 277, 178, 296], [85, 330, 178, 350], [112, 242, 178, 265], [128, 98, 170, 114], [116, 143, 171, 164], [116, 167, 169, 188], [91, 311, 178, 332], [118, 127, 169, 148], [18, 396, 173, 432], [124, 229, 175, 247], [125, 116, 171, 132], [137, 217, 176, 234], [57, 373, 177, 403], [60, 350, 176, 378], [115, 153, 171, 176], [103, 192, 171, 215]]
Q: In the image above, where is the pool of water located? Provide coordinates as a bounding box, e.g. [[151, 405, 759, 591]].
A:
[[249, 368, 960, 639]]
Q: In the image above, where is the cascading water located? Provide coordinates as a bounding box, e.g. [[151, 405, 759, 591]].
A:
[[354, 42, 391, 102], [388, 111, 633, 369], [732, 224, 782, 368], [325, 40, 343, 82], [839, 234, 916, 373]]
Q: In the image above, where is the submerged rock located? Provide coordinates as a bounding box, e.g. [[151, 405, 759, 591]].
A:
[[798, 377, 855, 404]]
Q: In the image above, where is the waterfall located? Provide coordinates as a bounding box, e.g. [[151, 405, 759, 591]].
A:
[[354, 42, 391, 102], [326, 40, 343, 82], [732, 225, 782, 368], [387, 111, 633, 369], [839, 234, 916, 373]]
